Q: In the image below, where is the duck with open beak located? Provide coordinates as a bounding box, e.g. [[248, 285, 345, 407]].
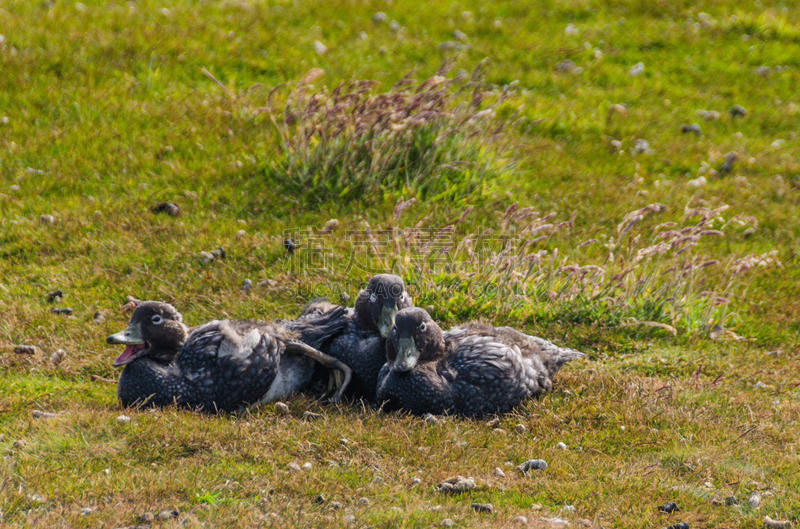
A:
[[106, 300, 352, 413]]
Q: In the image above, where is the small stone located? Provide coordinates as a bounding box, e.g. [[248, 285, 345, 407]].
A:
[[704, 481, 714, 488], [357, 498, 369, 507], [633, 139, 651, 154], [320, 219, 339, 234], [274, 402, 290, 415], [117, 415, 131, 424], [339, 437, 349, 446], [763, 516, 792, 529], [556, 442, 568, 450], [441, 519, 455, 527], [39, 214, 55, 224], [198, 251, 215, 264], [371, 12, 387, 23], [210, 247, 225, 260], [629, 62, 644, 76], [561, 505, 576, 514], [730, 105, 747, 118], [151, 202, 181, 217], [609, 105, 627, 118], [485, 417, 500, 427], [314, 494, 325, 504], [662, 524, 689, 529], [719, 152, 737, 174], [555, 60, 576, 73], [329, 501, 343, 511], [287, 462, 301, 471], [681, 124, 701, 136], [578, 519, 592, 527], [564, 24, 579, 36], [157, 510, 179, 520], [372, 476, 383, 484], [658, 502, 679, 513], [235, 229, 247, 241], [696, 109, 721, 121], [51, 349, 67, 366], [50, 307, 73, 315], [30, 493, 45, 503], [46, 290, 63, 302], [389, 20, 400, 31], [517, 459, 548, 473], [423, 413, 439, 424], [32, 410, 57, 419], [531, 504, 543, 511], [301, 462, 313, 470], [471, 503, 493, 513], [540, 517, 571, 527], [93, 311, 104, 324], [493, 467, 506, 478], [748, 492, 761, 508], [343, 514, 356, 524], [454, 30, 468, 42], [313, 40, 327, 55], [513, 515, 528, 525], [14, 345, 36, 354], [241, 279, 252, 291], [687, 176, 707, 188], [771, 139, 786, 149], [435, 476, 476, 493], [754, 66, 770, 77], [80, 507, 93, 515], [439, 41, 460, 52], [411, 477, 421, 485], [303, 410, 322, 421], [140, 512, 155, 522]]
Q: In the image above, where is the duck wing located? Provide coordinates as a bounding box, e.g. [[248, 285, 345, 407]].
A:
[[446, 334, 533, 416], [284, 305, 349, 350], [492, 326, 586, 378], [455, 323, 586, 379], [178, 320, 282, 412]]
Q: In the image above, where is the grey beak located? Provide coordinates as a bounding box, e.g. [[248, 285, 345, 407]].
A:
[[378, 305, 398, 339], [392, 337, 419, 373], [106, 323, 145, 345]]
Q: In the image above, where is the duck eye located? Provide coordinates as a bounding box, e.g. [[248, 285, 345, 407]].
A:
[[151, 314, 163, 325], [419, 322, 427, 332], [369, 293, 377, 303]]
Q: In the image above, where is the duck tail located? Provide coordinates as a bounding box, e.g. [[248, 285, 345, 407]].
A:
[[286, 305, 348, 349]]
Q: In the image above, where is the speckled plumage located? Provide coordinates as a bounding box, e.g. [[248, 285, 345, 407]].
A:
[[109, 301, 347, 413], [376, 308, 586, 417], [299, 275, 413, 402]]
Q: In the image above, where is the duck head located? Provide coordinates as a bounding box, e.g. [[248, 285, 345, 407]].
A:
[[354, 274, 413, 338], [106, 301, 188, 366], [386, 307, 445, 373]]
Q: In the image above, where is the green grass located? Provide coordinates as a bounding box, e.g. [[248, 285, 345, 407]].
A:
[[1, 0, 800, 527]]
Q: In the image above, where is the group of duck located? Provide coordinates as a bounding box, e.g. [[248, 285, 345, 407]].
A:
[[107, 274, 586, 418]]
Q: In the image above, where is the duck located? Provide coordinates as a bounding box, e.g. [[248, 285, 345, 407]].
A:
[[106, 301, 352, 413], [376, 307, 586, 417], [298, 274, 413, 402]]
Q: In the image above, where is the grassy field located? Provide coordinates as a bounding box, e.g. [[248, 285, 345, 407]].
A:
[[1, 0, 799, 527]]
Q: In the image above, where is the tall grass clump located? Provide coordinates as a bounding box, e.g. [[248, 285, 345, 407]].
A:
[[279, 200, 778, 337], [395, 200, 778, 335], [264, 63, 520, 203]]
